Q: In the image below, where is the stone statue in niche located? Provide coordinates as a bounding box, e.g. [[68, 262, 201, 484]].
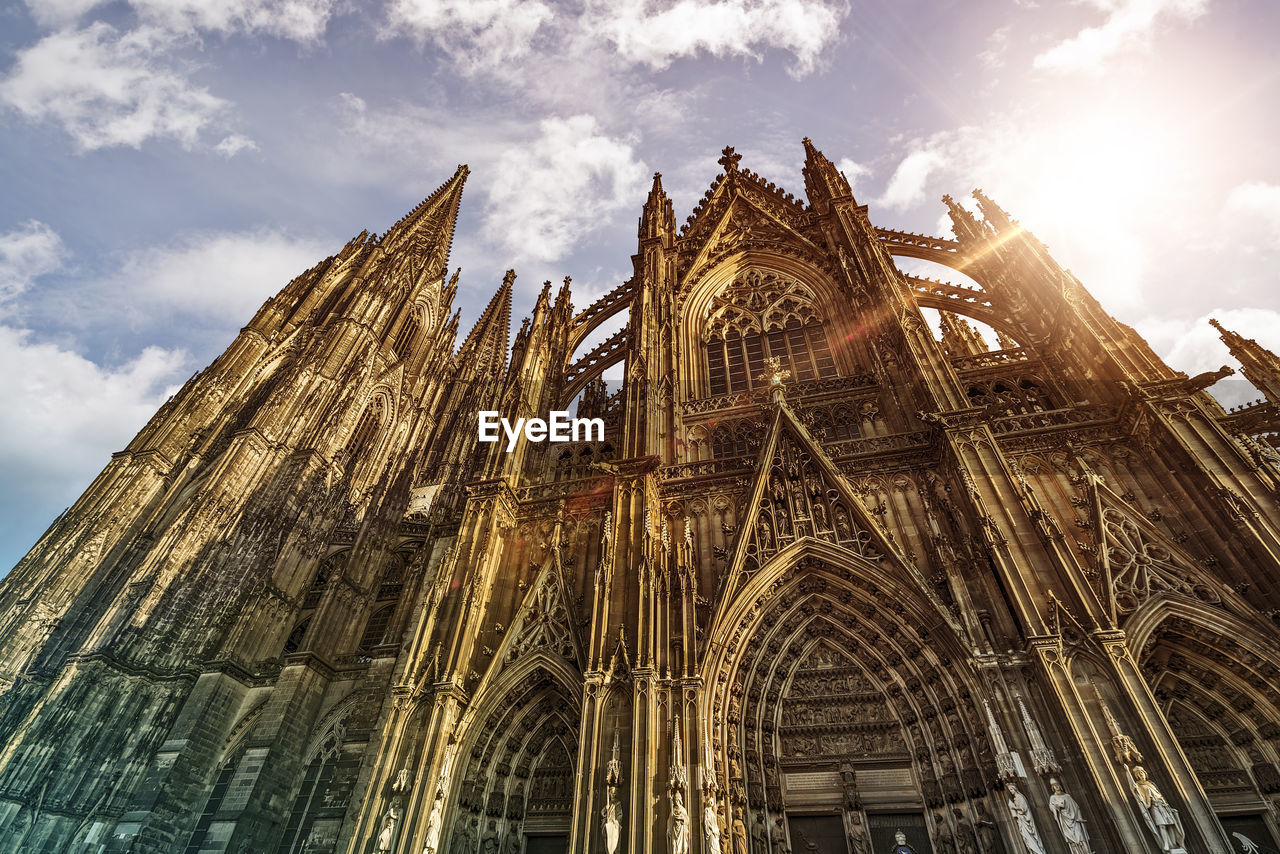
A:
[[375, 804, 400, 853], [933, 813, 956, 854], [481, 819, 500, 854], [668, 790, 690, 854], [704, 792, 723, 854], [953, 809, 977, 854], [1005, 782, 1045, 854], [731, 815, 749, 854], [602, 785, 623, 854], [1047, 778, 1092, 854], [975, 804, 1001, 853], [1128, 766, 1187, 854]]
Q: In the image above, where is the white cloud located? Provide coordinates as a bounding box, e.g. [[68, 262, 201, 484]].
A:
[[0, 23, 232, 151], [0, 221, 65, 306], [835, 157, 871, 193], [876, 147, 948, 210], [484, 115, 648, 263], [587, 0, 849, 78], [23, 0, 337, 42], [215, 133, 258, 157], [1222, 181, 1280, 247], [0, 325, 187, 526], [383, 0, 554, 73], [1033, 0, 1208, 74], [118, 229, 333, 323], [1144, 307, 1280, 408]]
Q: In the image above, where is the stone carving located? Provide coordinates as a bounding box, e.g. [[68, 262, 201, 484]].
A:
[[731, 815, 749, 854], [602, 785, 622, 854], [1047, 779, 1092, 854], [1006, 783, 1045, 854], [1128, 767, 1186, 854], [704, 792, 723, 854], [375, 804, 400, 853], [669, 790, 690, 854]]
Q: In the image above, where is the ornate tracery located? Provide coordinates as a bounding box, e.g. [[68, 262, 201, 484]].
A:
[[704, 271, 836, 395]]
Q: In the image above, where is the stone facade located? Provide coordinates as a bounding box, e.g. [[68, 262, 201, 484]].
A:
[[2, 141, 1280, 854]]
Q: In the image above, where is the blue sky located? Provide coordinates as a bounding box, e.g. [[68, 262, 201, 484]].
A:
[[1, 0, 1278, 569]]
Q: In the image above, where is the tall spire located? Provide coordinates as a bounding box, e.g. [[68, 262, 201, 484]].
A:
[[801, 136, 852, 209], [1211, 318, 1280, 403], [639, 172, 675, 240], [943, 194, 987, 244], [379, 164, 470, 273], [459, 269, 514, 376], [972, 188, 1015, 233]]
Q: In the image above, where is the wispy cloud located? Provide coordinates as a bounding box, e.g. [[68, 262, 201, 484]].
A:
[[586, 0, 850, 78], [1033, 0, 1209, 73], [484, 115, 649, 263], [23, 0, 338, 42], [0, 221, 65, 307], [0, 23, 232, 151], [383, 0, 555, 74]]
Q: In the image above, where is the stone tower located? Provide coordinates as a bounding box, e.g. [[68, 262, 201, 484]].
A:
[[2, 142, 1280, 854]]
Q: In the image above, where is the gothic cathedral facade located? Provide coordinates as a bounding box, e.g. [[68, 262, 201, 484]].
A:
[[2, 141, 1280, 854]]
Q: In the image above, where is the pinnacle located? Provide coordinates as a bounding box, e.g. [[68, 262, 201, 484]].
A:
[[460, 270, 514, 363], [378, 164, 469, 260]]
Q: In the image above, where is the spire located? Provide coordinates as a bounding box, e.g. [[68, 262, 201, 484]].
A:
[[379, 164, 469, 272], [801, 136, 852, 209], [938, 310, 987, 358], [639, 172, 675, 240], [1211, 318, 1280, 403], [943, 194, 987, 244], [459, 269, 514, 375], [972, 188, 1015, 232]]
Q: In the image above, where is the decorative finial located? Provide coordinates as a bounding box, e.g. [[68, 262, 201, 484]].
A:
[[718, 146, 741, 172]]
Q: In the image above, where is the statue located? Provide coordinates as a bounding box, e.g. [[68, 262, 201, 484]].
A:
[[704, 794, 723, 854], [505, 827, 521, 854], [933, 814, 956, 854], [731, 816, 749, 854], [1047, 778, 1092, 854], [1005, 783, 1045, 854], [452, 817, 478, 854], [376, 804, 401, 853], [481, 819, 500, 854], [890, 829, 917, 854], [975, 805, 1000, 853], [770, 816, 790, 854], [669, 790, 690, 854], [602, 786, 623, 854], [423, 792, 444, 854], [953, 809, 977, 854], [751, 817, 767, 852], [846, 811, 871, 854], [1128, 767, 1186, 854]]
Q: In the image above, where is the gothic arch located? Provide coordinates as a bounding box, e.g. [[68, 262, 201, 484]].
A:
[[1132, 606, 1280, 835], [679, 252, 859, 398], [442, 652, 584, 851], [702, 544, 996, 853]]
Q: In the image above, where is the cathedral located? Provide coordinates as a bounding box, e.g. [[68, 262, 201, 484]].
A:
[[2, 139, 1280, 854]]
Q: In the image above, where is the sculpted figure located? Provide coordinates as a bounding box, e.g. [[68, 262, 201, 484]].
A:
[[1047, 779, 1092, 854], [602, 786, 622, 854], [1006, 783, 1045, 854], [423, 792, 444, 854], [771, 816, 790, 854], [452, 817, 478, 854], [953, 809, 977, 854], [704, 796, 723, 854], [933, 814, 956, 854], [669, 790, 690, 854], [481, 819, 499, 854], [1129, 767, 1186, 854], [731, 816, 749, 854], [975, 805, 1000, 853], [376, 804, 401, 853]]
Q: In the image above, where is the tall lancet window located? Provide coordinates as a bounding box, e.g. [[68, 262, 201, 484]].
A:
[[704, 271, 836, 395], [392, 309, 423, 362], [344, 396, 385, 463]]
